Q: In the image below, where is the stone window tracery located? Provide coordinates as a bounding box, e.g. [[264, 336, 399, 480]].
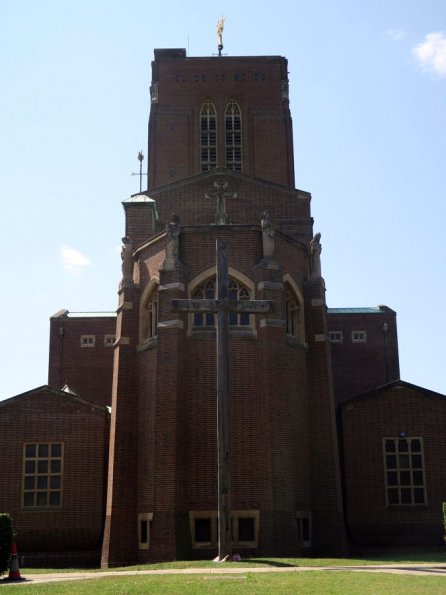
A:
[[192, 277, 250, 327], [225, 99, 242, 171], [200, 99, 217, 171], [285, 286, 302, 339], [142, 288, 158, 342]]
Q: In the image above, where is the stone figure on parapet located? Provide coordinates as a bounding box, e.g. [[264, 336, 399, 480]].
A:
[[217, 15, 226, 50], [163, 213, 181, 271], [261, 210, 276, 260], [205, 178, 236, 225], [121, 237, 133, 284], [310, 232, 322, 278]]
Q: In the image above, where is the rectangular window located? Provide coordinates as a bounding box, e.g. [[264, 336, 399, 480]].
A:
[[189, 511, 218, 549], [80, 335, 95, 347], [232, 510, 259, 548], [328, 331, 343, 343], [23, 443, 63, 508], [189, 510, 259, 549], [138, 513, 153, 550], [296, 511, 312, 547], [104, 335, 116, 347], [383, 437, 426, 506], [352, 330, 367, 343]]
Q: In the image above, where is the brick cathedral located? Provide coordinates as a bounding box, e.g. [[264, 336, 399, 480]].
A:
[[1, 48, 446, 567]]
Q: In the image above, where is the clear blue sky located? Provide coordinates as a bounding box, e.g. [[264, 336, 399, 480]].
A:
[[1, 0, 445, 399]]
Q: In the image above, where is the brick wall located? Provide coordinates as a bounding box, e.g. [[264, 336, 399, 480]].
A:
[[340, 382, 446, 546], [48, 312, 116, 406], [0, 387, 109, 561]]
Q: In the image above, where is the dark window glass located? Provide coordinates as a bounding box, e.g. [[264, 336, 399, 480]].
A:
[[195, 518, 212, 542], [387, 489, 399, 504], [412, 454, 422, 468], [38, 444, 49, 458], [36, 492, 47, 506], [387, 471, 398, 486], [25, 461, 35, 474], [37, 460, 48, 474], [414, 488, 425, 504], [37, 476, 48, 489], [238, 517, 255, 542], [140, 520, 148, 544], [412, 471, 423, 485], [51, 444, 62, 457], [401, 488, 412, 504], [49, 492, 60, 506], [385, 440, 396, 452], [398, 439, 408, 452], [386, 455, 397, 469], [25, 444, 36, 458], [399, 455, 409, 468], [23, 493, 34, 507]]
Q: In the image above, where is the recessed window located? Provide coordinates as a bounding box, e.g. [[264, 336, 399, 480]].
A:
[[200, 99, 217, 171], [329, 331, 343, 343], [104, 335, 116, 347], [352, 330, 367, 343], [141, 289, 158, 343], [232, 510, 259, 548], [383, 437, 426, 506], [296, 511, 311, 547], [225, 99, 242, 172], [80, 335, 95, 347], [192, 277, 251, 327], [285, 287, 302, 339], [138, 513, 153, 550], [189, 511, 218, 549], [23, 443, 63, 508]]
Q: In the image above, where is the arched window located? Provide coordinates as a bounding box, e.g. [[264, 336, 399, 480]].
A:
[[285, 286, 301, 338], [225, 99, 242, 172], [200, 99, 217, 171], [192, 277, 250, 327], [141, 288, 158, 342]]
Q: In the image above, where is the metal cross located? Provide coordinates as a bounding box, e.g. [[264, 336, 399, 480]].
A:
[[171, 240, 273, 560]]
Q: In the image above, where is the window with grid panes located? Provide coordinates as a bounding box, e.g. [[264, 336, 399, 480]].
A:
[[142, 289, 158, 341], [23, 443, 63, 508], [192, 277, 250, 327], [383, 437, 426, 506], [225, 99, 242, 171], [285, 287, 301, 338], [200, 99, 217, 171]]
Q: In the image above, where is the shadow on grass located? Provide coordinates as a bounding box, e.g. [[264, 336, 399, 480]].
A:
[[241, 558, 295, 568]]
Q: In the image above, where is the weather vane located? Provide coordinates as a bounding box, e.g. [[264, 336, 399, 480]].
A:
[[131, 150, 148, 193], [216, 15, 226, 57]]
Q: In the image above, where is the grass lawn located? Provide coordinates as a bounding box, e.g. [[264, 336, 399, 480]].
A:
[[2, 570, 446, 593]]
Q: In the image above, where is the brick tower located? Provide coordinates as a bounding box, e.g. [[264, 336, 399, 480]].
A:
[[101, 48, 347, 566]]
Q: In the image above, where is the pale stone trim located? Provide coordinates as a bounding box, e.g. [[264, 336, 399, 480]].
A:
[[121, 301, 134, 310], [138, 512, 153, 550], [158, 282, 185, 292], [311, 298, 324, 307], [139, 277, 160, 347], [158, 319, 184, 329], [314, 334, 327, 342], [118, 337, 130, 345], [257, 281, 284, 291], [259, 318, 286, 328]]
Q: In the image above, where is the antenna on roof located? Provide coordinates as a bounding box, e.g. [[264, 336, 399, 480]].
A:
[[131, 150, 148, 193]]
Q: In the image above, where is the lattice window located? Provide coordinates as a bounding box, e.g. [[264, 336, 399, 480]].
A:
[[23, 443, 63, 508], [200, 99, 217, 171], [142, 289, 158, 342], [285, 287, 301, 338], [225, 99, 242, 172], [383, 437, 426, 506], [192, 277, 250, 327]]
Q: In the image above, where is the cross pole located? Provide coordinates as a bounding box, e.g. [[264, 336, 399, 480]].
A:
[[171, 239, 273, 560]]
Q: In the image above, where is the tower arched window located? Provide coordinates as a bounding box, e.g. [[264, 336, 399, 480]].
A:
[[192, 277, 250, 327], [225, 99, 242, 172], [285, 286, 302, 339], [200, 99, 217, 171], [142, 288, 159, 342]]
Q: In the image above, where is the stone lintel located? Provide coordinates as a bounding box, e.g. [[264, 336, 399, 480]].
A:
[[158, 319, 184, 329], [311, 298, 325, 307], [117, 337, 130, 345], [159, 282, 185, 292], [259, 318, 286, 328], [257, 281, 284, 291]]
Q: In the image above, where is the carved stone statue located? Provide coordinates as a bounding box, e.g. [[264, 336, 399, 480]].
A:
[[310, 232, 322, 278], [121, 237, 133, 283], [261, 210, 276, 260], [217, 15, 226, 50], [163, 213, 181, 271]]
